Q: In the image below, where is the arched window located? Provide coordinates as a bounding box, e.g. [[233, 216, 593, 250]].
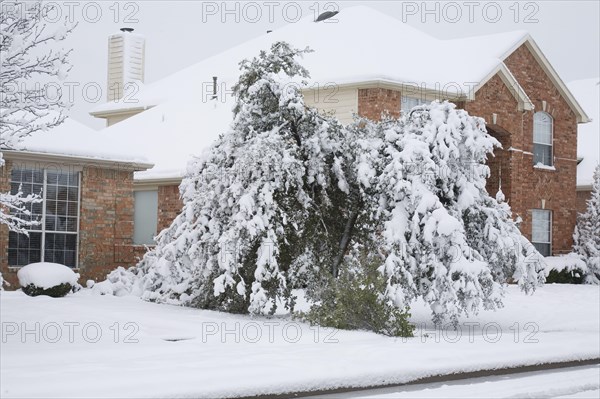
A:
[[533, 112, 553, 166]]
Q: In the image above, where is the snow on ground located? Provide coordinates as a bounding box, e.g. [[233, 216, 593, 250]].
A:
[[1, 285, 599, 398], [309, 365, 599, 399]]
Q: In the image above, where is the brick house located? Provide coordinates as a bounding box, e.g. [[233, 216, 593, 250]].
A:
[[1, 6, 592, 287], [0, 120, 153, 287]]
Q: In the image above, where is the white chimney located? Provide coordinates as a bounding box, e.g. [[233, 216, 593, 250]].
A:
[[107, 28, 145, 102]]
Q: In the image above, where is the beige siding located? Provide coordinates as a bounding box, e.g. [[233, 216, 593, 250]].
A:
[[106, 111, 142, 127], [302, 86, 358, 125]]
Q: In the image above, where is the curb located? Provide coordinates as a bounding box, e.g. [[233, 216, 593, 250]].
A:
[[238, 358, 600, 399]]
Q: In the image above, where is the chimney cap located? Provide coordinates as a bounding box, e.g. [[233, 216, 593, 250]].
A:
[[120, 27, 135, 33]]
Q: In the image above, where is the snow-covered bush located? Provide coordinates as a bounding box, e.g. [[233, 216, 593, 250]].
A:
[[573, 164, 600, 284], [17, 262, 79, 297], [544, 253, 588, 284], [130, 42, 545, 329]]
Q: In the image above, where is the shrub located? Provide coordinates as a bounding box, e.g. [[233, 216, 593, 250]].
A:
[[546, 269, 585, 284], [21, 283, 73, 298], [301, 258, 414, 337], [17, 262, 79, 298]]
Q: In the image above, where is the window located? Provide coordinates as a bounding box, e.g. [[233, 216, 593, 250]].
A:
[[133, 190, 158, 245], [533, 112, 553, 166], [532, 209, 552, 257], [8, 168, 80, 267], [401, 96, 428, 113]]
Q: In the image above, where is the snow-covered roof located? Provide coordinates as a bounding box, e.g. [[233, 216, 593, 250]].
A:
[[94, 5, 589, 181], [91, 6, 528, 115], [97, 98, 233, 181], [3, 118, 151, 168], [569, 78, 599, 188], [94, 6, 534, 181]]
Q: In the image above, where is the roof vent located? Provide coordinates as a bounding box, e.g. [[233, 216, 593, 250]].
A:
[[120, 27, 134, 33], [315, 10, 338, 22]]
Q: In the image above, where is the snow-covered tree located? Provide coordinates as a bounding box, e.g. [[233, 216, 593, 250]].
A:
[[135, 42, 350, 313], [123, 42, 545, 329], [574, 164, 600, 283], [352, 106, 545, 324], [1, 1, 74, 288]]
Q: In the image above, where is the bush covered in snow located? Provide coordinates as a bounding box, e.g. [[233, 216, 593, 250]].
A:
[[123, 42, 545, 332], [573, 164, 600, 284], [544, 254, 587, 284], [17, 262, 79, 297]]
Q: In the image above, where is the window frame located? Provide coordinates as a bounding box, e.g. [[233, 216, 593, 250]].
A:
[[400, 95, 428, 113], [533, 111, 554, 167], [531, 209, 552, 257], [8, 166, 81, 268], [133, 188, 159, 246]]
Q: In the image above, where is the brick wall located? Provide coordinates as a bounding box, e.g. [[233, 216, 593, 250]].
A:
[[78, 166, 135, 282], [157, 184, 182, 232], [465, 44, 578, 254], [463, 74, 518, 202], [358, 88, 401, 121], [0, 160, 14, 288], [576, 190, 592, 214]]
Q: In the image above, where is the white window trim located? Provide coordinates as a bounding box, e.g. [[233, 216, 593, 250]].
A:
[[8, 168, 81, 268], [533, 112, 554, 167]]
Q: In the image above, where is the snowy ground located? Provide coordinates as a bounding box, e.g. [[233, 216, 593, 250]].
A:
[[308, 365, 600, 398], [1, 284, 599, 398]]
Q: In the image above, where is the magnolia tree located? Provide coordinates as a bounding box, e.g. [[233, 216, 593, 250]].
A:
[[120, 42, 545, 333], [574, 164, 600, 283], [1, 1, 74, 287]]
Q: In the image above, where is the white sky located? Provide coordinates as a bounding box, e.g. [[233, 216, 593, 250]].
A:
[[34, 0, 600, 129]]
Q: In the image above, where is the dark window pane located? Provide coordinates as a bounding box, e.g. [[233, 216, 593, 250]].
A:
[[11, 169, 21, 182], [22, 170, 33, 183], [45, 216, 56, 231], [30, 250, 41, 263], [57, 187, 68, 202], [33, 184, 43, 196], [8, 232, 17, 248], [47, 172, 59, 185], [10, 183, 20, 195], [65, 234, 77, 251], [56, 202, 68, 217], [68, 172, 79, 187], [17, 234, 29, 249], [64, 251, 76, 267], [53, 251, 65, 265], [32, 202, 43, 217], [33, 170, 44, 184], [58, 173, 69, 186], [46, 185, 57, 200], [45, 233, 55, 250], [533, 144, 552, 166], [533, 242, 551, 257], [67, 202, 78, 217], [66, 218, 78, 232], [67, 187, 78, 202], [46, 200, 57, 215], [44, 250, 54, 263]]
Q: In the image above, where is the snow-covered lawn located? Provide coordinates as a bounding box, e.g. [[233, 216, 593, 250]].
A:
[[1, 284, 599, 398]]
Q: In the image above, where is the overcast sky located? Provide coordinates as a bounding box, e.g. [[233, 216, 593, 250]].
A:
[[34, 0, 600, 129]]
